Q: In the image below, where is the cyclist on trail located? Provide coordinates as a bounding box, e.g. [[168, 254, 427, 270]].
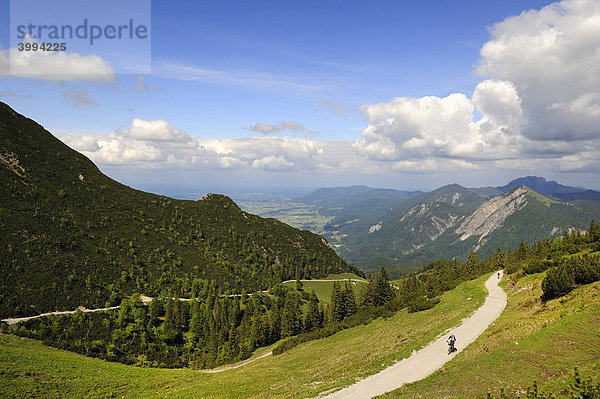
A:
[[447, 334, 456, 354]]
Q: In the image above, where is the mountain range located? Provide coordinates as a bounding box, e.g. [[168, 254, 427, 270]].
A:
[[293, 179, 600, 275], [0, 102, 358, 318]]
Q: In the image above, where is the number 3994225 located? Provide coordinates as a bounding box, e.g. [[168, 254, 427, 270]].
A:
[[17, 42, 67, 51]]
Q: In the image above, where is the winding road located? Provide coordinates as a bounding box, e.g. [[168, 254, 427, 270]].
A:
[[323, 270, 507, 399]]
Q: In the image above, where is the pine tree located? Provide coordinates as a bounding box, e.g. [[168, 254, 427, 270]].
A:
[[281, 292, 302, 337], [343, 282, 357, 317], [189, 299, 202, 338], [148, 297, 162, 326], [465, 250, 481, 277], [492, 246, 505, 271], [588, 220, 600, 243], [163, 298, 175, 334], [516, 241, 529, 261], [318, 303, 325, 328], [304, 289, 320, 332], [269, 303, 281, 342], [331, 281, 346, 322], [364, 267, 395, 307]]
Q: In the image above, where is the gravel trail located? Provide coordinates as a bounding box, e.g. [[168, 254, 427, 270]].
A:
[[323, 271, 507, 399]]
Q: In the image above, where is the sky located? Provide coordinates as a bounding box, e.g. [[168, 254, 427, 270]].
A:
[[1, 0, 599, 195]]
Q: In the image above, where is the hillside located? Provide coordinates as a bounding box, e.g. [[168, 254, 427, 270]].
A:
[[294, 183, 600, 275], [2, 269, 598, 398], [0, 102, 359, 318]]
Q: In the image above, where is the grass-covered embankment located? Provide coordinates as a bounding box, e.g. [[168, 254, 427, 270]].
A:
[[380, 273, 600, 398], [0, 273, 490, 398]]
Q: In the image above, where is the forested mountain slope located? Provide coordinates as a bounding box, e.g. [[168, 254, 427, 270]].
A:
[[323, 184, 600, 275], [0, 102, 359, 318]]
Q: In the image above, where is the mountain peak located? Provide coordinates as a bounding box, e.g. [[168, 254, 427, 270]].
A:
[[498, 176, 584, 196]]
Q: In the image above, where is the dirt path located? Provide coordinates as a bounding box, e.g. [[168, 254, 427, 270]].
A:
[[2, 277, 365, 325], [323, 271, 507, 399], [199, 350, 273, 374], [1, 306, 120, 325]]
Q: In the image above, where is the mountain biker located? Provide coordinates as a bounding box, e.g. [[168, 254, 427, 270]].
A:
[[447, 334, 456, 354]]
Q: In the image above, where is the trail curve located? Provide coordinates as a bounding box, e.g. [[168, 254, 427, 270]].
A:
[[323, 271, 507, 399]]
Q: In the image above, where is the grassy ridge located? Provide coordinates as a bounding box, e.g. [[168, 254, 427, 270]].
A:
[[380, 273, 600, 398], [0, 274, 489, 398]]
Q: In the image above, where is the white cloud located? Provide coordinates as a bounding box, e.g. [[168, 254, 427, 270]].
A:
[[249, 120, 305, 135], [448, 159, 480, 170], [249, 122, 281, 134], [392, 158, 438, 172], [472, 79, 523, 128], [0, 46, 115, 81], [62, 88, 98, 107], [355, 93, 482, 160], [476, 0, 600, 141], [56, 0, 600, 182], [252, 155, 295, 171], [59, 119, 354, 173], [549, 92, 600, 118], [128, 119, 192, 142], [351, 0, 600, 177]]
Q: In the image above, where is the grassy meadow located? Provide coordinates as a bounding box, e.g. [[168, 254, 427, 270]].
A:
[[380, 273, 600, 398], [0, 273, 489, 398], [281, 275, 368, 305]]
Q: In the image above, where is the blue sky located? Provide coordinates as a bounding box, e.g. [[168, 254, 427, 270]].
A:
[[1, 0, 599, 194]]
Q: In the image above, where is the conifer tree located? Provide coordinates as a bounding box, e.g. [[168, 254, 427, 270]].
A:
[[269, 303, 281, 342], [465, 250, 480, 277], [148, 297, 162, 326], [343, 282, 357, 317], [304, 289, 320, 332], [492, 246, 505, 270], [363, 267, 395, 307], [281, 292, 302, 337], [588, 220, 600, 243], [189, 299, 202, 338], [331, 281, 346, 322]]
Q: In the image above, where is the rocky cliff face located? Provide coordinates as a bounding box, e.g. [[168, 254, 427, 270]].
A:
[[455, 186, 529, 249], [401, 202, 459, 241]]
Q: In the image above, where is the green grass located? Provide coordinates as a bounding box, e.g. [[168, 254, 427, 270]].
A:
[[379, 273, 600, 398], [0, 274, 491, 398], [325, 273, 366, 281], [282, 278, 368, 304]]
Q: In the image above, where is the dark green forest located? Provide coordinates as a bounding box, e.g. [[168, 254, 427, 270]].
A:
[[0, 102, 360, 318], [4, 219, 599, 369]]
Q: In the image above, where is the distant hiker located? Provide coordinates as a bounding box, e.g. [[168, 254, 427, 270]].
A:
[[498, 272, 500, 279], [447, 334, 456, 355]]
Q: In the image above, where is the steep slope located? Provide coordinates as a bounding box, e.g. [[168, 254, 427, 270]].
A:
[[324, 184, 599, 274], [553, 189, 600, 202], [454, 186, 600, 259], [0, 102, 358, 317], [327, 184, 487, 272]]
